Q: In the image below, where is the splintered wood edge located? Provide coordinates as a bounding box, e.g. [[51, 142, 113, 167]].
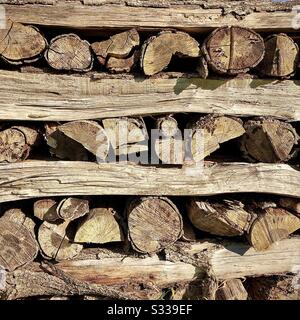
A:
[[0, 161, 299, 202]]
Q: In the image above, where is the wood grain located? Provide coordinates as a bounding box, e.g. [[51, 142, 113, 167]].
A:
[[0, 161, 299, 202], [0, 70, 300, 121]]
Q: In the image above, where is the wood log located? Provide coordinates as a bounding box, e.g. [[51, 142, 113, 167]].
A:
[[279, 197, 300, 216], [57, 120, 109, 160], [126, 197, 183, 254], [38, 220, 83, 261], [0, 161, 300, 202], [45, 122, 89, 161], [187, 199, 255, 237], [240, 118, 299, 163], [34, 198, 59, 222], [257, 34, 299, 78], [155, 115, 179, 138], [248, 207, 300, 251], [0, 20, 47, 64], [246, 275, 300, 300], [202, 26, 265, 75], [188, 115, 245, 162], [0, 126, 38, 163], [0, 214, 38, 271], [102, 117, 148, 157], [74, 207, 124, 244], [141, 31, 200, 75], [196, 56, 209, 79], [216, 279, 248, 300], [3, 1, 298, 32], [1, 70, 300, 121], [91, 29, 139, 66], [57, 197, 89, 221], [45, 34, 93, 72], [106, 51, 139, 73]]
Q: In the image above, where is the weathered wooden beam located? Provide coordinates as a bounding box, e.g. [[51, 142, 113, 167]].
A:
[[0, 161, 299, 202], [0, 70, 299, 121], [3, 1, 297, 32]]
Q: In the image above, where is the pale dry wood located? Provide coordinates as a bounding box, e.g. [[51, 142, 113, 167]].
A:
[[279, 197, 300, 216], [3, 2, 298, 32], [91, 29, 139, 66], [0, 161, 300, 202], [74, 207, 124, 244], [45, 34, 93, 72], [248, 207, 300, 251], [166, 237, 300, 279], [0, 70, 300, 121], [34, 198, 59, 222], [57, 197, 89, 221], [141, 31, 200, 75], [257, 34, 299, 78], [155, 115, 179, 138], [58, 120, 109, 160], [38, 220, 83, 261], [188, 115, 245, 161], [240, 118, 299, 163], [187, 199, 255, 237], [0, 218, 38, 271], [2, 208, 35, 236], [216, 279, 248, 300], [202, 26, 265, 75], [0, 20, 47, 64], [106, 52, 138, 73], [126, 197, 183, 254]]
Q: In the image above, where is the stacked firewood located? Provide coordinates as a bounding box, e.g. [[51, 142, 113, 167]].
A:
[[0, 0, 300, 301]]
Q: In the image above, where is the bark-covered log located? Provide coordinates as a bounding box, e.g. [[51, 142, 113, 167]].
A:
[[57, 120, 110, 160], [187, 199, 255, 237], [45, 34, 93, 72], [216, 279, 248, 300], [34, 199, 59, 222], [141, 31, 200, 75], [240, 118, 299, 163], [74, 207, 124, 244], [202, 26, 265, 75], [57, 197, 89, 221], [279, 197, 300, 216], [126, 197, 183, 254], [248, 207, 300, 251], [0, 21, 47, 64], [257, 34, 299, 78]]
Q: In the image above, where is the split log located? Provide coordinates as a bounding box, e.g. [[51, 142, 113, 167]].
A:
[[34, 198, 59, 222], [216, 279, 248, 300], [240, 118, 299, 163], [2, 208, 35, 236], [38, 220, 83, 261], [0, 21, 47, 64], [0, 126, 38, 163], [45, 34, 93, 72], [106, 51, 139, 73], [74, 207, 124, 244], [257, 34, 299, 78], [57, 197, 89, 221], [187, 115, 245, 162], [187, 199, 255, 237], [45, 122, 89, 161], [248, 207, 300, 251], [57, 120, 109, 160], [0, 215, 38, 271], [141, 31, 200, 75], [246, 275, 300, 300], [91, 29, 139, 66], [126, 197, 183, 254], [102, 117, 148, 157], [202, 26, 265, 75], [279, 197, 300, 217]]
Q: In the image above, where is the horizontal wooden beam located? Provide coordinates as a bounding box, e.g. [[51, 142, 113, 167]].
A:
[[0, 161, 299, 202], [3, 1, 297, 32], [0, 70, 299, 121]]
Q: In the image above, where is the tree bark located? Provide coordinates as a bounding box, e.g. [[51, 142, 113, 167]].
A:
[[126, 197, 183, 254], [279, 197, 300, 216]]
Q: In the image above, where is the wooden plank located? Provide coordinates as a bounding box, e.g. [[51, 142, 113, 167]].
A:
[[0, 70, 299, 121], [0, 161, 299, 202], [3, 1, 298, 32]]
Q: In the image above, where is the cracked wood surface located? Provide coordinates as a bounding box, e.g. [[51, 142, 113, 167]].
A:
[[0, 70, 299, 121], [2, 0, 299, 32], [0, 161, 299, 202]]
